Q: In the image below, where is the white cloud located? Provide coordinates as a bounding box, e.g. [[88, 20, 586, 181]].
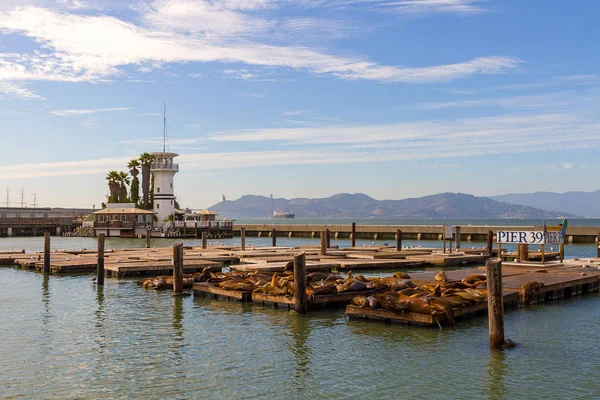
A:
[[51, 107, 132, 116], [0, 81, 42, 99], [282, 110, 309, 116], [561, 163, 574, 170], [188, 72, 204, 78], [222, 69, 255, 79], [378, 0, 488, 14], [0, 4, 520, 92]]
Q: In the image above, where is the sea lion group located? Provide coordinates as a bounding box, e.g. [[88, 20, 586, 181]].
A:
[[351, 271, 489, 325]]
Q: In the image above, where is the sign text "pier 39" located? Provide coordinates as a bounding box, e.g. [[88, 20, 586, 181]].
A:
[[497, 231, 545, 244]]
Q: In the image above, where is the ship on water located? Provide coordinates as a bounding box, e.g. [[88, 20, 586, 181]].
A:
[[272, 209, 295, 219]]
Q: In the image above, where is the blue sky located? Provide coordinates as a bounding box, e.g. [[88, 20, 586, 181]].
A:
[[0, 0, 599, 209]]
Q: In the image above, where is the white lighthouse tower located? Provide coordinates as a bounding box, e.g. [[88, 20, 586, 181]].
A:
[[151, 104, 179, 225]]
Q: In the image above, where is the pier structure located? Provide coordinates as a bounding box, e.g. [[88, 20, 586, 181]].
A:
[[151, 152, 179, 226], [0, 207, 92, 237], [233, 223, 600, 244]]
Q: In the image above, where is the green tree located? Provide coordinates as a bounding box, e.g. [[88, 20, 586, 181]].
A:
[[128, 159, 141, 207], [105, 171, 120, 203], [139, 153, 154, 209], [117, 171, 130, 203]]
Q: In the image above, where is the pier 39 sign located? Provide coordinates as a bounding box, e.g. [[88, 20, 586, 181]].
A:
[[497, 231, 564, 245]]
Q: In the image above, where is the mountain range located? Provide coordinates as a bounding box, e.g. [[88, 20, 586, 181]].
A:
[[207, 192, 576, 219], [490, 190, 600, 218]]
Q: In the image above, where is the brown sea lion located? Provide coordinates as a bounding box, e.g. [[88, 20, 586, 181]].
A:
[[429, 297, 455, 325], [152, 277, 166, 290], [351, 296, 369, 308], [375, 294, 405, 313], [397, 288, 425, 297], [520, 281, 545, 305], [399, 296, 435, 315], [462, 274, 486, 284], [393, 272, 411, 280], [435, 271, 448, 283]]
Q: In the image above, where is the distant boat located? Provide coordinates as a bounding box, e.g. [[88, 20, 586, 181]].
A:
[[272, 209, 295, 219]]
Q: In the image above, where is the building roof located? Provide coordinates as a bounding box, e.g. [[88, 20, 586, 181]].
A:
[[93, 207, 155, 215], [195, 209, 218, 215]]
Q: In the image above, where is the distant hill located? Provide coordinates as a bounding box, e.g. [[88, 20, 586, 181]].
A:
[[207, 192, 577, 219], [490, 190, 600, 218]]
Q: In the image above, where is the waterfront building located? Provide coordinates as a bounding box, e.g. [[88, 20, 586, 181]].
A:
[[0, 206, 94, 237], [151, 152, 179, 226], [92, 203, 155, 238]]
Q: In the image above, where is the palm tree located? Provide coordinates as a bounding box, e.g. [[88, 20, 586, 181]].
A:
[[128, 159, 141, 207], [117, 171, 130, 203], [105, 171, 120, 203], [139, 153, 154, 209]]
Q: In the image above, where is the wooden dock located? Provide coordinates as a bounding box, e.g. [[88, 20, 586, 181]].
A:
[[345, 263, 600, 326]]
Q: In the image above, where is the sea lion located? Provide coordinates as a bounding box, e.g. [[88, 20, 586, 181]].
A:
[[399, 296, 434, 315], [520, 281, 545, 305], [397, 288, 425, 297], [152, 277, 166, 290], [462, 274, 486, 284], [351, 296, 369, 308], [336, 280, 367, 293], [366, 296, 378, 309], [435, 271, 448, 283], [283, 261, 294, 272], [393, 272, 411, 280], [375, 294, 405, 313], [429, 297, 455, 325]]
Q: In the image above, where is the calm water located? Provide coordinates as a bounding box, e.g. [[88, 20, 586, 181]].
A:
[[1, 236, 600, 399]]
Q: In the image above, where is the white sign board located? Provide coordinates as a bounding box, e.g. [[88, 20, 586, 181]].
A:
[[544, 231, 564, 244], [497, 231, 545, 244], [444, 224, 453, 239]]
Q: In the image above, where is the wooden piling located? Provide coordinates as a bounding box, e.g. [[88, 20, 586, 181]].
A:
[[597, 231, 600, 257], [97, 233, 105, 285], [272, 228, 277, 247], [43, 231, 50, 274], [293, 252, 307, 314], [320, 231, 327, 256], [241, 227, 246, 251], [396, 229, 402, 251], [541, 244, 545, 264], [172, 242, 184, 294], [326, 229, 331, 248], [455, 226, 461, 249], [202, 231, 207, 249], [487, 230, 493, 256], [486, 257, 504, 349], [351, 222, 356, 247], [559, 242, 564, 262], [518, 244, 529, 262], [146, 228, 151, 248]]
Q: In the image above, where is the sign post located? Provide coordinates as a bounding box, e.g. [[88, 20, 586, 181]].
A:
[[443, 224, 453, 254]]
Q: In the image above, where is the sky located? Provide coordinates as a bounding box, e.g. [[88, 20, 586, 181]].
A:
[[0, 0, 599, 209]]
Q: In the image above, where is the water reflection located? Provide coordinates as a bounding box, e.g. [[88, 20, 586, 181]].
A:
[[94, 285, 106, 350], [172, 295, 185, 343], [287, 314, 312, 379], [41, 274, 51, 325], [485, 349, 508, 400]]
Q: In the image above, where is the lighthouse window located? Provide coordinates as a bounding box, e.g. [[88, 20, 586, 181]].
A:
[[171, 200, 173, 205], [157, 187, 160, 193], [157, 203, 160, 209]]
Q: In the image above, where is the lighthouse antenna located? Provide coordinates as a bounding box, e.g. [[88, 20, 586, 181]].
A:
[[163, 102, 166, 153]]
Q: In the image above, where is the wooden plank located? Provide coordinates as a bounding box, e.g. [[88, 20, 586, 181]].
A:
[[232, 261, 336, 273], [323, 259, 428, 270], [192, 283, 252, 301]]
